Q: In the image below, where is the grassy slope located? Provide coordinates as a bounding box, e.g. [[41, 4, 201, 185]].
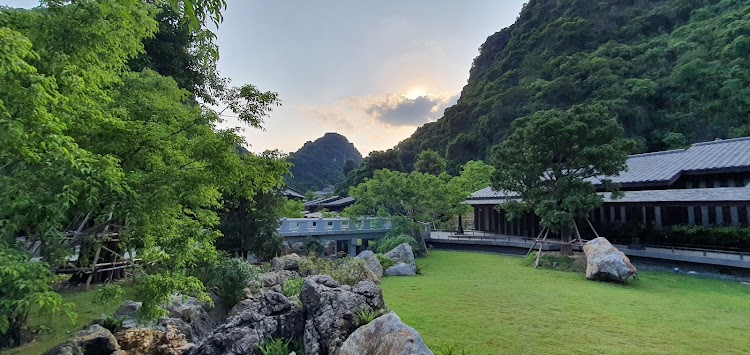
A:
[[381, 251, 750, 355], [6, 283, 137, 355]]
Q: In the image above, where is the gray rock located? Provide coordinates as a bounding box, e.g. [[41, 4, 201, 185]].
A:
[[338, 313, 433, 355], [271, 253, 303, 271], [45, 324, 119, 355], [300, 275, 385, 355], [385, 243, 415, 266], [356, 250, 383, 278], [384, 262, 416, 276], [114, 300, 141, 330], [324, 240, 337, 256], [187, 292, 304, 355], [157, 295, 213, 342], [583, 237, 637, 283]]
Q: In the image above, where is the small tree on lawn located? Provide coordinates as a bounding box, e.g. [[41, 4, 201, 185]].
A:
[[490, 104, 634, 255]]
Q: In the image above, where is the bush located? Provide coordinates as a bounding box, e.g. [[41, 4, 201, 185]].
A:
[[257, 338, 291, 355], [522, 252, 586, 272], [376, 234, 418, 254], [92, 314, 124, 333], [282, 277, 304, 298], [93, 284, 124, 305], [355, 308, 388, 325], [299, 256, 370, 286], [0, 247, 74, 348], [590, 222, 750, 251], [207, 257, 261, 308], [376, 254, 395, 270], [303, 236, 324, 256], [136, 273, 211, 322]]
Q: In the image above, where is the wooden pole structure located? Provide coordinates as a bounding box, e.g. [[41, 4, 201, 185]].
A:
[[85, 244, 102, 290], [527, 227, 547, 256], [534, 229, 550, 268], [572, 220, 585, 252], [585, 218, 601, 239]]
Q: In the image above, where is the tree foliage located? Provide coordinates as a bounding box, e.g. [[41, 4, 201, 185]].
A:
[[336, 149, 403, 195], [414, 149, 447, 175], [392, 0, 750, 171], [0, 0, 288, 331], [490, 104, 635, 253]]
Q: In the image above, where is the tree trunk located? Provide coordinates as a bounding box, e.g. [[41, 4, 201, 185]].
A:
[[457, 215, 464, 234], [561, 231, 573, 256]]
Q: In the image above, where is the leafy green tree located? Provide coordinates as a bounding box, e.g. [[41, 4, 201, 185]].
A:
[[447, 160, 495, 232], [336, 149, 403, 195], [490, 105, 635, 255], [1, 247, 75, 347], [345, 169, 463, 253], [304, 190, 318, 201], [414, 149, 447, 175]]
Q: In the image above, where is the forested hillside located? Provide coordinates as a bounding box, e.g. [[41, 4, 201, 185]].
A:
[[391, 0, 750, 172], [286, 133, 362, 192]]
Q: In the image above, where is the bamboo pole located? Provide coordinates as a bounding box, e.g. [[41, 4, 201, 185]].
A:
[[85, 244, 102, 289], [527, 227, 547, 256], [573, 221, 585, 252], [534, 229, 550, 268], [585, 218, 601, 239]]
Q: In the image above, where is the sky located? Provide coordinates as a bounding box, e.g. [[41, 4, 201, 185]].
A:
[[2, 0, 527, 155]]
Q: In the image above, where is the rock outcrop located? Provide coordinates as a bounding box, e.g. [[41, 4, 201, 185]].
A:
[[45, 324, 120, 355], [300, 275, 385, 355], [384, 243, 415, 265], [117, 325, 191, 355], [338, 313, 433, 355], [158, 295, 213, 343], [187, 292, 304, 355], [271, 253, 303, 271], [355, 250, 383, 278], [583, 237, 637, 283], [384, 263, 416, 276]]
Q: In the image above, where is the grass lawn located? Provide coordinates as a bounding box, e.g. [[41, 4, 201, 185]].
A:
[[6, 282, 138, 355], [381, 251, 750, 354]]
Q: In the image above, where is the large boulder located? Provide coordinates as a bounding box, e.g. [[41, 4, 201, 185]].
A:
[[300, 275, 385, 355], [45, 324, 120, 355], [338, 313, 433, 355], [323, 240, 337, 257], [114, 300, 142, 330], [583, 237, 637, 283], [186, 291, 304, 355], [384, 263, 416, 277], [355, 250, 383, 278], [156, 295, 213, 343], [282, 241, 305, 255], [117, 325, 191, 355], [271, 253, 303, 271], [385, 243, 415, 266]]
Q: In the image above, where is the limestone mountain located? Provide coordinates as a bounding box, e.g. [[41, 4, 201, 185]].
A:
[[286, 133, 363, 192], [389, 0, 750, 173]]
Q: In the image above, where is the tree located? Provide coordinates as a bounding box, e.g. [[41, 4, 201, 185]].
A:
[[490, 105, 635, 255], [335, 149, 403, 195], [447, 161, 495, 233], [345, 169, 464, 253], [304, 190, 318, 201], [414, 149, 447, 175]]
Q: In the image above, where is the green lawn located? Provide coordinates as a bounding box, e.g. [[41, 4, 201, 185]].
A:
[[6, 282, 137, 355], [381, 251, 750, 355]]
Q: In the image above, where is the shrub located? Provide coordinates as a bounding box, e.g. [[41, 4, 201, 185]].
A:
[[355, 308, 388, 325], [376, 234, 418, 254], [0, 247, 75, 348], [92, 314, 124, 333], [93, 284, 124, 305], [257, 338, 291, 355], [299, 256, 369, 286], [590, 222, 750, 250], [435, 343, 469, 355], [136, 273, 212, 322], [282, 277, 304, 298], [415, 262, 424, 275], [207, 257, 261, 308], [303, 236, 324, 256], [376, 254, 395, 270]]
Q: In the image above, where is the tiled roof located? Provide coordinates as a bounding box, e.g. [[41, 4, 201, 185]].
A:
[[283, 188, 305, 199], [467, 187, 750, 205], [321, 196, 355, 207], [600, 137, 750, 186]]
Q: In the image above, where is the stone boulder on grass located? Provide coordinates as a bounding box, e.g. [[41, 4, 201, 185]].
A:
[[338, 312, 433, 355], [355, 250, 383, 278], [583, 237, 637, 283]]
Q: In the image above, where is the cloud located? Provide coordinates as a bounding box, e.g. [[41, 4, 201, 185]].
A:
[[364, 93, 457, 126]]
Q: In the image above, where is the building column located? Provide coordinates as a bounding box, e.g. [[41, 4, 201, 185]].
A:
[[730, 207, 740, 227], [715, 207, 724, 226], [642, 207, 647, 224], [599, 207, 605, 223], [348, 238, 357, 256], [609, 206, 616, 223], [687, 206, 695, 225], [701, 206, 709, 227], [654, 206, 662, 226], [620, 206, 626, 223]]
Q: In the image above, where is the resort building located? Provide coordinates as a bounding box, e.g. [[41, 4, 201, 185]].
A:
[[467, 137, 750, 240]]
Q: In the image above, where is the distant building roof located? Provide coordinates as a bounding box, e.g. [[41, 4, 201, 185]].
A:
[[283, 188, 305, 199], [321, 196, 355, 208], [467, 186, 750, 205], [594, 137, 750, 187]]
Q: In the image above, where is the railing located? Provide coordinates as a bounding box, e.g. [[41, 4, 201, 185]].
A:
[[278, 217, 392, 236]]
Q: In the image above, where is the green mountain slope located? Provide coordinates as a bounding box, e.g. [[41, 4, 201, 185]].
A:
[[394, 0, 750, 172], [286, 133, 362, 192]]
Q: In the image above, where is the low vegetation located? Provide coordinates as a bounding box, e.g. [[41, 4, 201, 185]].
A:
[[298, 256, 369, 286], [376, 234, 419, 254], [205, 257, 261, 308], [282, 277, 304, 298], [381, 251, 750, 354], [376, 254, 396, 270]]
